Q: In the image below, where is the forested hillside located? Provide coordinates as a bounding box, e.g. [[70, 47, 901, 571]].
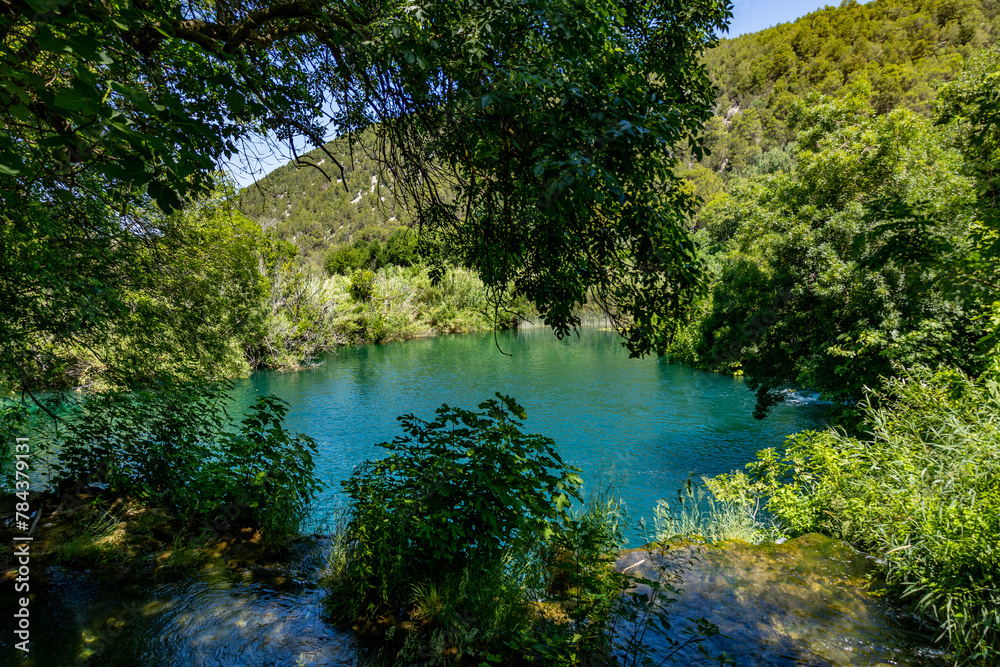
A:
[[697, 0, 1000, 174], [676, 27, 1000, 662], [237, 132, 418, 267], [242, 0, 1000, 266]]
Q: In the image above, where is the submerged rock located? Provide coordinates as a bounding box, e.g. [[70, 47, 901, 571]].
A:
[[616, 533, 946, 666]]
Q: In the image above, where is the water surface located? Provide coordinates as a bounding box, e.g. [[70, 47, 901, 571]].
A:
[[232, 327, 827, 540]]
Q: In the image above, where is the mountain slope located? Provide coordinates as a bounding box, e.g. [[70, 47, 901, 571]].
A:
[[237, 134, 416, 266], [698, 0, 1000, 171], [239, 0, 1000, 263]]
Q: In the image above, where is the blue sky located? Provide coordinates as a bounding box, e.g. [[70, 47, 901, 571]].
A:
[[228, 2, 867, 187]]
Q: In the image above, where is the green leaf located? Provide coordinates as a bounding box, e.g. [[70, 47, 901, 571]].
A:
[[53, 89, 88, 112], [147, 180, 183, 212], [9, 104, 32, 122]]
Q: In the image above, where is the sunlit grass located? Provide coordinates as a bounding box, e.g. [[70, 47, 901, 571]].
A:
[[652, 481, 784, 545]]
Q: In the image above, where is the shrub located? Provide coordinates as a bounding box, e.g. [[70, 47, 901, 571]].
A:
[[385, 227, 419, 266], [708, 368, 1000, 664], [323, 244, 361, 275], [327, 396, 724, 665], [340, 394, 582, 573], [48, 382, 322, 546], [217, 394, 324, 542], [325, 230, 418, 277], [349, 268, 376, 302]]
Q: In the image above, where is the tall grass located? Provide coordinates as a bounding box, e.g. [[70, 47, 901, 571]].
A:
[[652, 481, 783, 545], [255, 264, 501, 369]]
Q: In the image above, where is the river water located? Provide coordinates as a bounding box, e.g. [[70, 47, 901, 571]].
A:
[[1, 329, 944, 666], [230, 327, 828, 540]]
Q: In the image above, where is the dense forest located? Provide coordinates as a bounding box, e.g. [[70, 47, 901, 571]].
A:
[[682, 4, 1000, 658], [697, 0, 1000, 173], [242, 0, 1000, 267], [2, 0, 999, 664]]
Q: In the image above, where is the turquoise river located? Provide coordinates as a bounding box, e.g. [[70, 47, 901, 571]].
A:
[[1, 328, 945, 666], [231, 327, 828, 537]]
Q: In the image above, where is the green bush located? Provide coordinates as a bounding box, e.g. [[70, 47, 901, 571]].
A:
[[218, 394, 324, 542], [324, 244, 364, 275], [253, 264, 499, 368], [326, 394, 584, 658], [326, 396, 724, 665], [341, 394, 583, 572], [48, 382, 322, 546], [324, 229, 419, 276], [349, 269, 376, 302], [384, 227, 419, 266], [708, 368, 1000, 664], [325, 240, 379, 276]]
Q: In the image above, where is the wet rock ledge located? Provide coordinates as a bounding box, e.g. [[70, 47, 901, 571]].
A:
[[616, 533, 947, 666]]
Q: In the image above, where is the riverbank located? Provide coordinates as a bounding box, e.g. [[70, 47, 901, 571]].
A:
[[14, 263, 621, 392], [0, 489, 300, 579], [19, 265, 506, 391], [0, 496, 348, 667], [1, 490, 946, 666], [244, 264, 614, 372]]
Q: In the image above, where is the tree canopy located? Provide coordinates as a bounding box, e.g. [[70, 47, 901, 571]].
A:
[[696, 96, 983, 416], [667, 46, 1000, 418], [1, 0, 732, 389]]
